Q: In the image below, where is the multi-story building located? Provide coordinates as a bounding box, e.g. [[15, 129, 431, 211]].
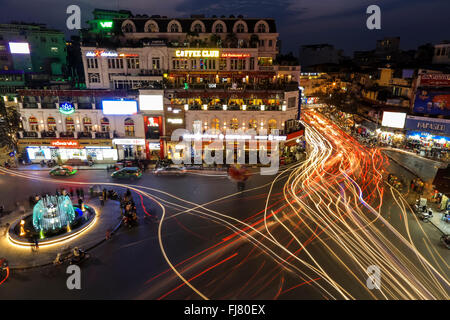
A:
[[16, 89, 148, 163], [79, 11, 302, 162], [0, 23, 68, 93], [299, 44, 343, 69], [432, 42, 450, 65]]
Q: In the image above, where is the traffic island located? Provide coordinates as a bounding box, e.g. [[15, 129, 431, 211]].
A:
[[0, 195, 122, 270]]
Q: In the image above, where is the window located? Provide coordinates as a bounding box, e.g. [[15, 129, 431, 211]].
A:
[[219, 58, 227, 70], [82, 117, 92, 132], [47, 117, 56, 131], [152, 58, 160, 69], [88, 73, 100, 83], [268, 119, 277, 133], [127, 58, 140, 69], [259, 39, 265, 47], [230, 118, 239, 130], [191, 59, 197, 69], [257, 24, 266, 33], [29, 116, 39, 131], [65, 117, 75, 132], [170, 23, 179, 33], [124, 118, 135, 136], [101, 117, 110, 132], [87, 58, 98, 69], [123, 23, 134, 33], [236, 23, 245, 33], [172, 58, 188, 70], [268, 40, 273, 47], [248, 119, 257, 129], [147, 23, 158, 33], [193, 23, 202, 33], [211, 118, 220, 130], [249, 57, 255, 70], [230, 59, 246, 70], [108, 58, 123, 69], [215, 24, 223, 33]]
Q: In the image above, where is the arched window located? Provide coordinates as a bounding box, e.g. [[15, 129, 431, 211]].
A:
[[122, 23, 134, 33], [248, 119, 257, 130], [47, 117, 56, 131], [170, 23, 179, 33], [101, 117, 110, 132], [124, 118, 135, 136], [29, 116, 39, 131], [83, 117, 92, 132], [193, 23, 203, 33], [268, 119, 277, 133], [257, 23, 266, 33], [211, 118, 220, 130], [146, 22, 158, 33], [215, 23, 223, 33], [236, 23, 245, 33], [65, 117, 75, 132], [230, 118, 239, 130]]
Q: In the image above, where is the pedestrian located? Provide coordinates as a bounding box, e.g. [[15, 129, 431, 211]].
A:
[[76, 188, 80, 198], [100, 194, 105, 207], [78, 197, 83, 207], [105, 228, 112, 240], [102, 188, 107, 201], [33, 236, 39, 253]]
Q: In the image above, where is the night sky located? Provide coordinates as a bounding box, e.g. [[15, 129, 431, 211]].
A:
[[1, 0, 449, 56]]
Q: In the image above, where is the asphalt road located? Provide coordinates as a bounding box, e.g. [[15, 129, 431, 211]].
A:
[[0, 126, 448, 299]]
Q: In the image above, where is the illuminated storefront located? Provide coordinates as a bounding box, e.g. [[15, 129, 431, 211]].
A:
[[19, 139, 117, 163]]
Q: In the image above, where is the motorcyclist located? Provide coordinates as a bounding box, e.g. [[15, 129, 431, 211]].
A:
[[72, 247, 85, 262], [53, 253, 63, 265]]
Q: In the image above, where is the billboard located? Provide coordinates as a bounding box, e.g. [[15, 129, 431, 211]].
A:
[[418, 74, 450, 87], [405, 115, 450, 135], [9, 42, 30, 54], [102, 100, 137, 115], [381, 111, 406, 128], [139, 94, 164, 111], [413, 90, 450, 116]]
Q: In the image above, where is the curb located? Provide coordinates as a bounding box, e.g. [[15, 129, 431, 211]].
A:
[[8, 218, 122, 271], [383, 151, 447, 236]]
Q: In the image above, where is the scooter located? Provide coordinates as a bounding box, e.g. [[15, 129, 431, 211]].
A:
[[69, 250, 90, 265]]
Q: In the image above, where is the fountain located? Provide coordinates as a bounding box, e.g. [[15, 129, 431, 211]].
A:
[[32, 195, 76, 232]]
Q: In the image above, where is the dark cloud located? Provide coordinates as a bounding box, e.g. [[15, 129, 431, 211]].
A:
[[0, 0, 449, 56]]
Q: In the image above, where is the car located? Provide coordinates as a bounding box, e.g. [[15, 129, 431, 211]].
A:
[[111, 167, 142, 180], [49, 166, 77, 176], [154, 166, 186, 176]]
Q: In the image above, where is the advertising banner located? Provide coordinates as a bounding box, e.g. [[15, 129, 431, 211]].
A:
[[418, 74, 450, 87], [405, 116, 450, 136], [413, 90, 450, 116]]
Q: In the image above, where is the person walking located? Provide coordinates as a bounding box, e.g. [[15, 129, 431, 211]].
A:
[[100, 194, 105, 207]]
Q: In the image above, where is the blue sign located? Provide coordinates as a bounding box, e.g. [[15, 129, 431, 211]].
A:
[[59, 102, 75, 115], [405, 116, 450, 136], [413, 90, 450, 116]]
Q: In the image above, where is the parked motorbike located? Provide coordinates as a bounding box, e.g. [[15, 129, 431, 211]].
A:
[[69, 248, 90, 265]]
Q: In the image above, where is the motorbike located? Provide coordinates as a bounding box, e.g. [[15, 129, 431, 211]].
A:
[[123, 214, 138, 228], [440, 235, 450, 250], [69, 250, 90, 265]]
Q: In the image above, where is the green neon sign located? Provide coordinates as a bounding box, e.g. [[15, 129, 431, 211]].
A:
[[59, 103, 75, 115], [99, 21, 113, 29]]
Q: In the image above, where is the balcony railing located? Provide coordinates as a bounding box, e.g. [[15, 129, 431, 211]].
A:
[[78, 132, 93, 139], [22, 131, 39, 138], [41, 130, 57, 138], [186, 104, 283, 111], [60, 131, 75, 138], [95, 132, 111, 139]]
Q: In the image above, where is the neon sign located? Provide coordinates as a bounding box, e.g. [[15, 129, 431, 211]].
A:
[[85, 50, 118, 57], [175, 50, 219, 58], [99, 21, 113, 28], [51, 140, 79, 148], [59, 103, 75, 115], [221, 53, 251, 58]]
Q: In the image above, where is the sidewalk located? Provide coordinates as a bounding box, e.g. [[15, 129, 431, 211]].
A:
[[0, 196, 122, 269], [15, 164, 110, 171]]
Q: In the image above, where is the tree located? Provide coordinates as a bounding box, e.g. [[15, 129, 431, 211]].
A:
[[317, 88, 358, 130], [0, 99, 21, 158]]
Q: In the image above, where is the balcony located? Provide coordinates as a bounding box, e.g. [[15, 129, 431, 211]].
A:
[[60, 131, 75, 138], [95, 132, 111, 139], [22, 131, 39, 138], [41, 130, 57, 138], [185, 104, 283, 111], [78, 131, 93, 139]]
